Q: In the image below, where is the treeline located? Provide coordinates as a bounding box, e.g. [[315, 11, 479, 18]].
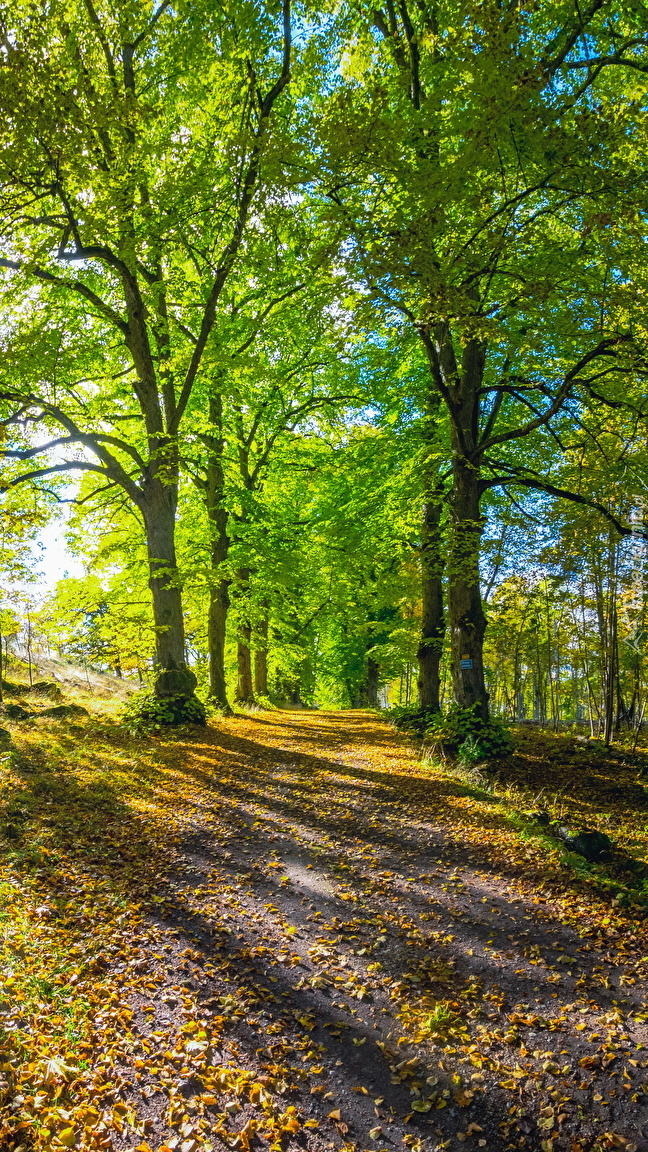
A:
[[0, 0, 647, 726]]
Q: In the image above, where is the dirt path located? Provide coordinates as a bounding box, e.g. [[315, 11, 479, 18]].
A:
[[3, 709, 648, 1152], [108, 710, 648, 1152]]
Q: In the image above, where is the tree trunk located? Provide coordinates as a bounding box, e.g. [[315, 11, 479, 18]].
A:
[[209, 579, 230, 706], [417, 497, 444, 711], [205, 393, 232, 711], [447, 453, 489, 720], [366, 654, 380, 706], [237, 629, 254, 702], [235, 567, 255, 703], [254, 611, 269, 697], [419, 323, 489, 720], [603, 537, 618, 746], [141, 482, 197, 701]]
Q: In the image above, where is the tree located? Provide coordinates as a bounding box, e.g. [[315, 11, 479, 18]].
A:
[[183, 276, 355, 707], [0, 0, 296, 719], [316, 0, 648, 719]]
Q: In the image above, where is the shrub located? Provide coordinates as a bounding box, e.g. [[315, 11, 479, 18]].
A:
[[123, 690, 206, 732], [383, 702, 440, 736], [425, 704, 513, 762]]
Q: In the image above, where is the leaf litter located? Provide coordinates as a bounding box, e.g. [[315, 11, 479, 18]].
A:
[[1, 709, 648, 1152]]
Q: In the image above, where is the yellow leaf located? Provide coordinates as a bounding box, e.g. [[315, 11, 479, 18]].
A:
[[328, 1110, 342, 1121], [58, 1129, 77, 1149], [369, 1127, 382, 1140]]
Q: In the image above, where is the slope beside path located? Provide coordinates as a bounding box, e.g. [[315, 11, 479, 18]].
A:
[[1, 708, 647, 1152]]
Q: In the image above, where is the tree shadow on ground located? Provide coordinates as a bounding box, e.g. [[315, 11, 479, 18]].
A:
[[2, 711, 648, 1151]]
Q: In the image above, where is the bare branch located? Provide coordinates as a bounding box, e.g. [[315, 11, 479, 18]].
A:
[[477, 336, 630, 456]]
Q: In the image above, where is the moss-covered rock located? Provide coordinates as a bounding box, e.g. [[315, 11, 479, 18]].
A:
[[2, 703, 33, 720], [557, 826, 612, 861], [39, 703, 89, 719]]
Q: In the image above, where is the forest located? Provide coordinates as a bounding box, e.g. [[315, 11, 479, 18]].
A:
[[2, 3, 648, 1152]]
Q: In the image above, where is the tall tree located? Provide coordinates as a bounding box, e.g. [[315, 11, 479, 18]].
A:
[[0, 0, 295, 718], [183, 275, 356, 708], [317, 0, 648, 719]]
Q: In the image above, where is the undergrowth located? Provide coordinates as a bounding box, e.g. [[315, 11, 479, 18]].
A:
[[122, 689, 207, 730]]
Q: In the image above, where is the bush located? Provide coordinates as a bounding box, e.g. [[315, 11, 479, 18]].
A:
[[383, 702, 440, 736], [425, 704, 513, 762], [123, 690, 206, 732]]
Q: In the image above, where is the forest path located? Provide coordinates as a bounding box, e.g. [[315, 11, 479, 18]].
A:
[[115, 709, 648, 1152], [4, 708, 648, 1152]]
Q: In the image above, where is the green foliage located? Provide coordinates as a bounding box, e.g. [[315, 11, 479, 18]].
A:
[[39, 572, 154, 676], [385, 702, 440, 735], [122, 691, 206, 733], [426, 706, 513, 762]]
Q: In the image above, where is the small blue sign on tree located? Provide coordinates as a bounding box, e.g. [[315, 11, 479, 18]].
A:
[[460, 658, 473, 669]]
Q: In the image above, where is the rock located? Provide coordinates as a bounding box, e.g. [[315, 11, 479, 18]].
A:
[[0, 727, 10, 743], [26, 681, 62, 700], [1, 680, 24, 696], [2, 703, 33, 720], [40, 703, 89, 719], [574, 736, 606, 753], [557, 827, 612, 861]]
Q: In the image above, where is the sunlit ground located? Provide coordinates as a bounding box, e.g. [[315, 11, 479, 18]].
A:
[[1, 703, 647, 1151]]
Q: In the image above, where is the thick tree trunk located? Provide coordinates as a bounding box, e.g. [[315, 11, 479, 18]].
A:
[[432, 325, 489, 721], [254, 611, 269, 697], [141, 482, 197, 700], [417, 497, 444, 712], [204, 394, 232, 711], [447, 455, 488, 720]]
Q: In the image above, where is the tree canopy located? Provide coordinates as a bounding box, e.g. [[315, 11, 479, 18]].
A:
[[1, 0, 647, 733]]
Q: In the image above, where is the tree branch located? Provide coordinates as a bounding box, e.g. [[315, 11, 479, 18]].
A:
[[171, 0, 292, 432]]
